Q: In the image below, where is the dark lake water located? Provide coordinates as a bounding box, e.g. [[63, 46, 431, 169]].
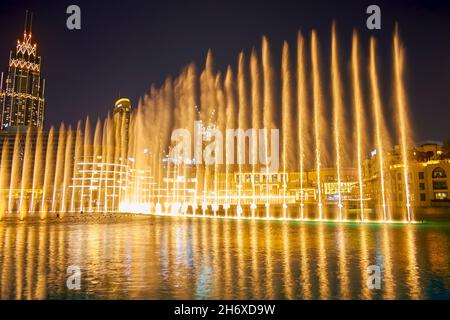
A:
[[0, 216, 448, 299]]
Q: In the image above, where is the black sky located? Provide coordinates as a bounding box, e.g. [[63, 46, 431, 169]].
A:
[[0, 0, 449, 142]]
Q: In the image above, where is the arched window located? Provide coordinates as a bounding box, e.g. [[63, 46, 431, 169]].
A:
[[432, 167, 447, 179]]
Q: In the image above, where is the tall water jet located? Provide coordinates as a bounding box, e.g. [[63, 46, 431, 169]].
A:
[[215, 73, 226, 214], [19, 127, 34, 219], [200, 52, 215, 215], [172, 74, 183, 202], [262, 36, 275, 218], [311, 31, 324, 220], [351, 31, 366, 221], [106, 116, 115, 212], [369, 37, 389, 221], [331, 23, 345, 221], [237, 52, 250, 217], [162, 79, 175, 210], [296, 32, 308, 220], [250, 49, 262, 217], [281, 41, 294, 218], [29, 128, 43, 214], [393, 27, 413, 222], [0, 141, 10, 219], [224, 66, 237, 216], [186, 64, 199, 214], [113, 107, 122, 210], [200, 51, 216, 124], [97, 118, 108, 212], [117, 111, 127, 207], [40, 127, 55, 218], [71, 121, 83, 212], [52, 123, 66, 213], [8, 130, 21, 213], [89, 119, 102, 212], [80, 117, 91, 212], [131, 105, 148, 209], [61, 126, 74, 215]]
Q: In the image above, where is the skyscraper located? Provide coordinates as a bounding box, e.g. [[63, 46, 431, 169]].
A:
[[0, 12, 45, 130], [113, 98, 131, 155]]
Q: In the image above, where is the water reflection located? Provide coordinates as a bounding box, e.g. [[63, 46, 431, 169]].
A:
[[0, 217, 448, 299]]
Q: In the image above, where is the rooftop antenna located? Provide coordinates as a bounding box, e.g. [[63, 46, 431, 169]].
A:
[[29, 12, 33, 34], [24, 10, 28, 34]]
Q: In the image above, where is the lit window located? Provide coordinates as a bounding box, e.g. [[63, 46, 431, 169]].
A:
[[432, 167, 447, 179], [433, 181, 448, 190], [420, 193, 426, 202], [434, 192, 448, 200]]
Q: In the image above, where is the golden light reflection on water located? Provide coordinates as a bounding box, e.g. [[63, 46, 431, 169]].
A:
[[236, 220, 245, 299], [264, 222, 274, 299], [299, 222, 312, 299], [406, 225, 421, 299], [359, 224, 371, 299], [317, 223, 330, 299], [336, 224, 350, 299], [250, 221, 260, 299], [381, 225, 395, 299], [0, 217, 448, 299], [282, 222, 293, 299]]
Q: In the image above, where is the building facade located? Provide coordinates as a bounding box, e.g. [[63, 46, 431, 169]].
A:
[[410, 143, 450, 208], [0, 12, 45, 130], [113, 98, 131, 155], [363, 142, 450, 219], [69, 98, 134, 212]]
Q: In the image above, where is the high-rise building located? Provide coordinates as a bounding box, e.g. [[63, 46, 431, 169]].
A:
[[113, 98, 131, 154], [0, 12, 45, 130]]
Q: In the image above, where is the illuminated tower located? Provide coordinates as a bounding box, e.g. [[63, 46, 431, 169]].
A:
[[113, 98, 131, 155], [0, 12, 45, 130]]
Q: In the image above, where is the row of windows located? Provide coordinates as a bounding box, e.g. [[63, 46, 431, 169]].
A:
[[433, 181, 448, 190], [418, 167, 447, 180], [420, 192, 448, 201], [421, 181, 449, 190]]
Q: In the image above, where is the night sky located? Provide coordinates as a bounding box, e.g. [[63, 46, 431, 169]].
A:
[[1, 0, 449, 142]]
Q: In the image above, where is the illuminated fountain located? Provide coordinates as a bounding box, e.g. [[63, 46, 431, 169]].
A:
[[0, 25, 415, 223]]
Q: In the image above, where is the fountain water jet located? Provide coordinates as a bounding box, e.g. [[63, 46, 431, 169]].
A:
[[29, 128, 43, 214], [369, 38, 390, 222], [0, 141, 10, 219], [250, 49, 262, 218], [61, 126, 74, 215], [40, 127, 55, 218], [281, 41, 294, 219], [351, 31, 366, 221], [262, 36, 275, 219], [8, 130, 21, 213], [19, 127, 33, 219], [331, 23, 345, 221], [296, 32, 308, 220], [311, 31, 325, 221], [71, 121, 83, 212], [79, 118, 91, 212], [393, 27, 413, 222], [52, 123, 66, 213]]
